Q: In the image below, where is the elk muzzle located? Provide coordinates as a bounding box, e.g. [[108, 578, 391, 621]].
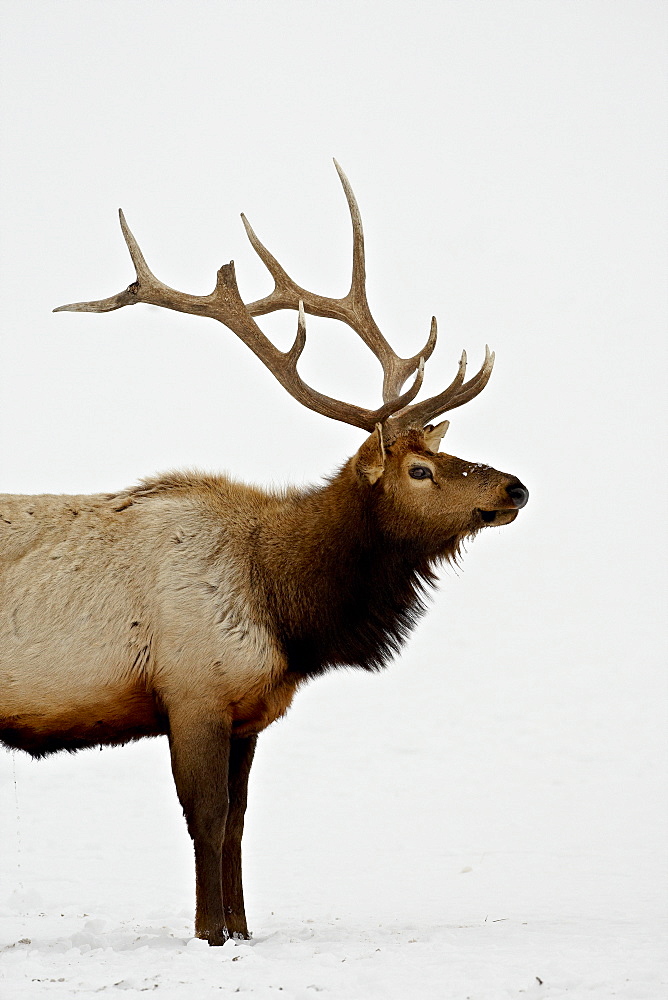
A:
[[475, 478, 529, 526]]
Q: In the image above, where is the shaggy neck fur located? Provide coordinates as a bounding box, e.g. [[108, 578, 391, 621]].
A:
[[254, 459, 464, 677]]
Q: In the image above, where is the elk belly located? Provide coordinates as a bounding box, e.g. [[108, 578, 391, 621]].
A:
[[0, 684, 166, 757]]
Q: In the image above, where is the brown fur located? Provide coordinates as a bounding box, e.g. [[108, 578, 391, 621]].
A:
[[0, 427, 527, 942]]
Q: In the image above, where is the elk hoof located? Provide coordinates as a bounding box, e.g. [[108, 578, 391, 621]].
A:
[[201, 926, 229, 947], [226, 916, 252, 940]]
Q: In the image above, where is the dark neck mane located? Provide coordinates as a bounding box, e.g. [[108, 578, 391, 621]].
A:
[[256, 465, 462, 677]]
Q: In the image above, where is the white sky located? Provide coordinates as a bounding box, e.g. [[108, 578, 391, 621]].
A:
[[1, 0, 666, 860]]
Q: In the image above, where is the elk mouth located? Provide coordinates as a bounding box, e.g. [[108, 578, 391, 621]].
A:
[[475, 508, 519, 527]]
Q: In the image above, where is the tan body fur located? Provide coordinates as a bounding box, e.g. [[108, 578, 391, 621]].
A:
[[0, 476, 299, 753]]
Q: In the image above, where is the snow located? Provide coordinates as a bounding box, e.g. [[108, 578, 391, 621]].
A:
[[1, 0, 666, 997]]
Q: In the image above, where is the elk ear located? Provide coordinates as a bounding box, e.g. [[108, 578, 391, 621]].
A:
[[354, 423, 386, 484], [423, 420, 450, 453]]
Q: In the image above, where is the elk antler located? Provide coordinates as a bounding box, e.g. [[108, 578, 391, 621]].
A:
[[54, 163, 493, 436]]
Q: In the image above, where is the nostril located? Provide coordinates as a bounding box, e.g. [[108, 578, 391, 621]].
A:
[[507, 483, 529, 509]]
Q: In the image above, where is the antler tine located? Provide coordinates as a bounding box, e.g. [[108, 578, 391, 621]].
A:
[[390, 346, 495, 432], [414, 315, 438, 370], [118, 209, 159, 285], [54, 209, 422, 434], [240, 212, 298, 313], [54, 210, 165, 314], [443, 346, 495, 409], [287, 300, 307, 364], [374, 356, 426, 423], [328, 161, 440, 399], [335, 161, 439, 395], [332, 158, 367, 307]]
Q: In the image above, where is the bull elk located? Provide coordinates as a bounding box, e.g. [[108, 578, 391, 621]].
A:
[[0, 163, 528, 944]]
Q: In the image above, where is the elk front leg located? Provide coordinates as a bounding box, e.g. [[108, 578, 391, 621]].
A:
[[168, 712, 231, 945], [222, 734, 258, 939]]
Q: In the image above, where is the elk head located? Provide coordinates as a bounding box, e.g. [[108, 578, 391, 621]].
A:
[[352, 423, 528, 558], [55, 160, 528, 537]]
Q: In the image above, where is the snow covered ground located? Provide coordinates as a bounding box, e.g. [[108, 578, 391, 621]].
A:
[[1, 1, 666, 997]]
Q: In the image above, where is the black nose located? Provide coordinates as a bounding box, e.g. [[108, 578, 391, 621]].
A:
[[507, 482, 529, 509]]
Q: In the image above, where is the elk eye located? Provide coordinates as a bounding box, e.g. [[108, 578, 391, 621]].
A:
[[409, 466, 432, 480]]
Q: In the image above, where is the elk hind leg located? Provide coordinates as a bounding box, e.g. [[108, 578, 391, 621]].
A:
[[168, 711, 231, 945]]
